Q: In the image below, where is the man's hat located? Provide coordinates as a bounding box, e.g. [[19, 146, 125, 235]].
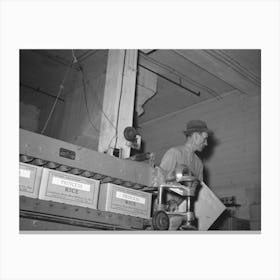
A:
[[183, 120, 213, 136]]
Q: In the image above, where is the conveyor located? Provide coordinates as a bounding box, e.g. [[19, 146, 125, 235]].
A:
[[19, 129, 156, 231], [20, 197, 149, 231]]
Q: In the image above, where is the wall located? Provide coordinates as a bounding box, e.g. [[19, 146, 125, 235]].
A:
[[20, 50, 74, 138], [20, 86, 64, 138], [139, 91, 261, 220], [58, 50, 108, 150]]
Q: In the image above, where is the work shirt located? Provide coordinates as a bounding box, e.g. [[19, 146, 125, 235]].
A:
[[159, 145, 203, 181]]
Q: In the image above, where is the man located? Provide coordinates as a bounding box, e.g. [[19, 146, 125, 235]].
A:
[[159, 120, 212, 215], [160, 120, 211, 181]]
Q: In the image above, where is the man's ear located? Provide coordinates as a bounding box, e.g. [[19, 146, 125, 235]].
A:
[[192, 132, 199, 141]]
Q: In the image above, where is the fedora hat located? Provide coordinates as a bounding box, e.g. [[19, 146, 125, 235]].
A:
[[183, 120, 212, 136]]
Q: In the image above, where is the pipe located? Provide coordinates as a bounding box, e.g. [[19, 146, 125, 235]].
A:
[[138, 64, 200, 97]]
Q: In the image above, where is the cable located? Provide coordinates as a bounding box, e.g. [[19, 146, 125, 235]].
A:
[[40, 50, 103, 135], [74, 51, 116, 131], [76, 54, 122, 153], [40, 62, 73, 134], [105, 135, 118, 154], [114, 50, 126, 149], [83, 73, 117, 130], [80, 67, 101, 134]]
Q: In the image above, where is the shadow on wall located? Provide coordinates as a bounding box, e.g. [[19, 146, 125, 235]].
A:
[[197, 134, 221, 186]]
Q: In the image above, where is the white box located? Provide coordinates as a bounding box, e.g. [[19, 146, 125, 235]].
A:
[[39, 168, 100, 209], [178, 182, 226, 230], [19, 163, 43, 198], [98, 183, 152, 219]]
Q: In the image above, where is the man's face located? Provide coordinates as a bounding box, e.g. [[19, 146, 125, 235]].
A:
[[193, 132, 208, 152]]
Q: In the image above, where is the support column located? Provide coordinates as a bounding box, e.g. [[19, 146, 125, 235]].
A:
[[98, 49, 138, 158]]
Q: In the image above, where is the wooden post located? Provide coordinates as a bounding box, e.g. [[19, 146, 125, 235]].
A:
[[98, 50, 138, 158]]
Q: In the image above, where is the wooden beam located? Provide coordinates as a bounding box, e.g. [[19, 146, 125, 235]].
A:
[[98, 50, 138, 158], [115, 50, 138, 158], [98, 50, 125, 154], [173, 50, 260, 96], [140, 49, 156, 54], [138, 53, 213, 97]]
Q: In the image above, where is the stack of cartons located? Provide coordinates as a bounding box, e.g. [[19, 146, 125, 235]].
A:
[[19, 162, 43, 198], [98, 183, 152, 219], [39, 168, 100, 209]]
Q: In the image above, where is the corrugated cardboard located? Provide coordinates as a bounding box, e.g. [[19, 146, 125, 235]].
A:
[[39, 168, 100, 209], [19, 163, 42, 198], [98, 183, 152, 219]]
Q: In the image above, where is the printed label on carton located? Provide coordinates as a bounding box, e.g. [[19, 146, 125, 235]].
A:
[[19, 168, 31, 179], [19, 164, 37, 193], [52, 176, 90, 192], [42, 171, 99, 206], [116, 191, 146, 204]]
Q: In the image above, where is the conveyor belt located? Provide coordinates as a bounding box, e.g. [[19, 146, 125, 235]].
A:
[[20, 196, 150, 231], [20, 129, 157, 192]]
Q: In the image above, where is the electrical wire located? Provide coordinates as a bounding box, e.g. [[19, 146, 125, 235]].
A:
[[73, 49, 112, 135], [73, 49, 116, 131], [74, 50, 123, 153], [114, 49, 126, 149], [83, 74, 117, 130], [40, 61, 73, 134], [40, 49, 113, 136], [105, 135, 118, 154], [79, 66, 101, 134]]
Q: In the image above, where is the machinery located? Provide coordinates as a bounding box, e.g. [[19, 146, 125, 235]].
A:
[[152, 164, 200, 230], [19, 129, 225, 231], [19, 128, 155, 231]]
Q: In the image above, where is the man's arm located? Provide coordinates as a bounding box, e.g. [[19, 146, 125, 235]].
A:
[[159, 147, 179, 180]]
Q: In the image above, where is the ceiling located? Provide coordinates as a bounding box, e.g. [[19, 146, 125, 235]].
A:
[[20, 49, 261, 125], [137, 49, 260, 124]]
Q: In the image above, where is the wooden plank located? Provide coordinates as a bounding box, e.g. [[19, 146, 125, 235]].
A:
[[174, 50, 260, 96], [116, 50, 138, 158], [98, 50, 138, 158], [98, 50, 125, 154]]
